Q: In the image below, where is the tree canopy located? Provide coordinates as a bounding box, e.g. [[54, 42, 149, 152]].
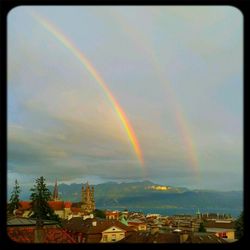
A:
[[235, 211, 243, 239], [29, 176, 59, 222], [8, 180, 21, 215], [94, 209, 106, 218], [198, 222, 207, 232]]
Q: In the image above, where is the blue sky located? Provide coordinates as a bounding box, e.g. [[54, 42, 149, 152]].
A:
[[8, 6, 243, 191]]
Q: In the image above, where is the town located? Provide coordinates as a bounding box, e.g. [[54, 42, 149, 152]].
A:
[[7, 178, 242, 244]]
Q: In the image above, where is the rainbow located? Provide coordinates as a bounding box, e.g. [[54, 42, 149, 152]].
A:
[[31, 12, 144, 166], [109, 11, 199, 177]]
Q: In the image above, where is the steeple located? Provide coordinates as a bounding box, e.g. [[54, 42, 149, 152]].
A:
[[196, 208, 201, 219], [82, 184, 85, 204], [53, 179, 59, 201]]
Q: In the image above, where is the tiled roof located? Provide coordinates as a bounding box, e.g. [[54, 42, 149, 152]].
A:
[[15, 210, 24, 216], [64, 201, 72, 208], [71, 202, 82, 208], [62, 217, 85, 232], [204, 221, 235, 229], [185, 233, 228, 243], [63, 218, 134, 235], [7, 227, 76, 243], [119, 232, 180, 243], [19, 201, 32, 210], [48, 201, 65, 210], [7, 217, 58, 226], [71, 207, 83, 213], [106, 211, 119, 214], [18, 200, 67, 211], [84, 234, 102, 243], [127, 219, 145, 224]]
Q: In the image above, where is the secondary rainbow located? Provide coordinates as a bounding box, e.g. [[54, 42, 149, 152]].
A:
[[31, 12, 144, 166], [109, 11, 199, 177]]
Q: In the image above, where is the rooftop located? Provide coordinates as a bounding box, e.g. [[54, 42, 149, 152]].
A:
[[8, 227, 76, 243], [62, 218, 135, 235], [7, 217, 58, 226], [185, 232, 228, 244], [119, 231, 180, 243]]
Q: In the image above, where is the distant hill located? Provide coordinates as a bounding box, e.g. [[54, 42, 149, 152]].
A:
[[43, 181, 243, 212]]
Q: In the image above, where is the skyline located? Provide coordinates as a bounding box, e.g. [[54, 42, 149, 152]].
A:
[[8, 6, 243, 191]]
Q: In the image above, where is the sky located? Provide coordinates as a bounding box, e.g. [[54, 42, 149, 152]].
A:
[[8, 6, 243, 192]]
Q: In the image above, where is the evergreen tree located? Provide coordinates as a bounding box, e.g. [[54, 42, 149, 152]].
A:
[[235, 212, 243, 239], [29, 176, 59, 222], [8, 180, 21, 215], [198, 222, 207, 232]]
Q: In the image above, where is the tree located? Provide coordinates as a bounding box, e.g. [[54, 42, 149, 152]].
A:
[[8, 180, 21, 215], [198, 222, 207, 232], [94, 209, 106, 218], [235, 212, 243, 239], [29, 176, 59, 222]]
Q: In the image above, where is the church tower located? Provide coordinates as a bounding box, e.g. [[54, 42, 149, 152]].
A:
[[81, 182, 95, 214], [52, 179, 59, 201]]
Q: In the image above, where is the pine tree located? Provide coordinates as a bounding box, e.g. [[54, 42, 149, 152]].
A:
[[8, 179, 21, 215], [29, 176, 59, 221]]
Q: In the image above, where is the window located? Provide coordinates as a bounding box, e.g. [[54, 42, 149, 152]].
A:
[[111, 234, 116, 242], [222, 232, 227, 238], [103, 235, 108, 242]]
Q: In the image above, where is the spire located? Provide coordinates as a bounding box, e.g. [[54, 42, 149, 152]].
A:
[[53, 179, 59, 201], [196, 208, 201, 219]]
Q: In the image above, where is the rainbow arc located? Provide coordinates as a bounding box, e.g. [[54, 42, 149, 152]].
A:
[[31, 12, 144, 167]]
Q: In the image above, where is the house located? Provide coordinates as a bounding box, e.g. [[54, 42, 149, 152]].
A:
[[105, 210, 120, 220], [7, 217, 76, 243], [48, 201, 71, 219], [204, 220, 236, 240], [16, 200, 73, 219], [127, 219, 147, 231], [16, 201, 32, 217], [62, 217, 135, 243]]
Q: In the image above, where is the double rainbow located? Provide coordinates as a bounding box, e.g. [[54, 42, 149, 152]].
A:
[[31, 12, 144, 166], [109, 10, 199, 177]]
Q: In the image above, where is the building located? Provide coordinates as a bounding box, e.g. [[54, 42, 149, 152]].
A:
[[127, 219, 147, 231], [7, 217, 76, 243], [17, 201, 32, 217], [119, 231, 181, 243], [62, 217, 135, 243], [81, 182, 95, 214], [204, 220, 236, 240], [184, 232, 228, 243], [106, 210, 120, 220], [12, 180, 96, 220]]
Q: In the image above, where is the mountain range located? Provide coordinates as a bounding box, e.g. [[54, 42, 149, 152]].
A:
[[44, 180, 243, 214]]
